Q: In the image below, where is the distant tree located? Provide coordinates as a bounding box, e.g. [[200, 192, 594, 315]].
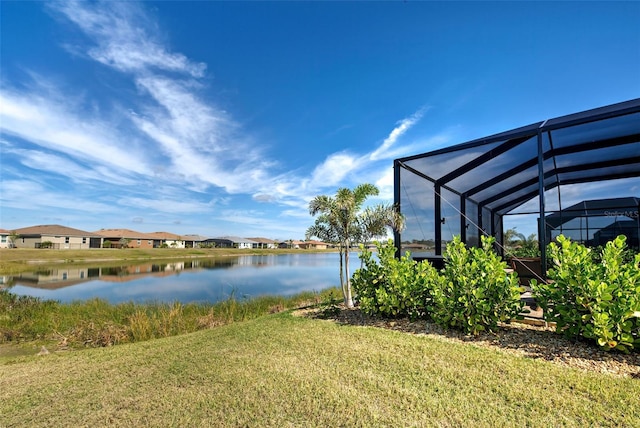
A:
[[8, 231, 20, 248], [118, 238, 131, 248], [504, 228, 520, 247], [307, 184, 404, 308], [504, 228, 539, 258]]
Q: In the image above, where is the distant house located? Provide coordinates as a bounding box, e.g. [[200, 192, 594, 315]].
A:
[[182, 234, 210, 248], [146, 232, 185, 248], [13, 225, 103, 249], [401, 243, 428, 251], [93, 229, 155, 249], [206, 236, 258, 249], [245, 237, 278, 249], [299, 240, 329, 250], [0, 229, 11, 249], [279, 240, 304, 249]]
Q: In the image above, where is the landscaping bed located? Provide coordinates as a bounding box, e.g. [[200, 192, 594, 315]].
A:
[[297, 306, 640, 379]]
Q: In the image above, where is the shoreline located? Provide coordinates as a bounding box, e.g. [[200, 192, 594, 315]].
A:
[[0, 247, 340, 275]]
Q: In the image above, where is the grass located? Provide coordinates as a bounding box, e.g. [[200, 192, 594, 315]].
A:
[[0, 288, 339, 348], [0, 247, 336, 275], [1, 311, 639, 427]]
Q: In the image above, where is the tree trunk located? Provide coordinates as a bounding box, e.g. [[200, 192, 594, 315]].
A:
[[338, 246, 346, 305], [344, 239, 353, 308]]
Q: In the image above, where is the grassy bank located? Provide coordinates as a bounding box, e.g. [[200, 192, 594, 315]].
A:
[[0, 247, 336, 275], [2, 311, 639, 427], [0, 288, 340, 349]]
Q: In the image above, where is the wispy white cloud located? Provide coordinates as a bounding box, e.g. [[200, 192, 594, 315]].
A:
[[307, 152, 362, 188], [135, 77, 227, 147], [117, 196, 214, 214], [0, 179, 113, 213], [50, 1, 277, 198], [213, 209, 307, 237], [375, 167, 396, 201], [6, 146, 137, 186], [132, 76, 272, 194], [51, 1, 206, 77], [369, 107, 427, 161], [250, 108, 437, 214], [0, 86, 151, 176], [300, 108, 433, 200]]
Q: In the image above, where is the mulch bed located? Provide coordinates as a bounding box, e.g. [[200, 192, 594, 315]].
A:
[[294, 306, 640, 379]]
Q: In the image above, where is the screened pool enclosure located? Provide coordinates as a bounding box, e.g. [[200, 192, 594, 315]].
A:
[[393, 98, 640, 273]]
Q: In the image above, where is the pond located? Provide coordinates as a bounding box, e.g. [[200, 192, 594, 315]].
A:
[[2, 253, 359, 305]]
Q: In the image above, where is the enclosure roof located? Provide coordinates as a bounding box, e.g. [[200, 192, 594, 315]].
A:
[[396, 98, 640, 216], [544, 197, 640, 229]]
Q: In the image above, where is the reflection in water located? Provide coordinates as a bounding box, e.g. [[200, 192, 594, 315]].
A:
[[4, 253, 352, 305], [5, 257, 244, 290]]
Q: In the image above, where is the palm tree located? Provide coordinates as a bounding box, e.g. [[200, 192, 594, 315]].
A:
[[355, 203, 405, 268], [358, 203, 405, 244], [307, 184, 404, 308], [504, 228, 539, 258]]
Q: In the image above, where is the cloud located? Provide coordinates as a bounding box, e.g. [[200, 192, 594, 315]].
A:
[[50, 1, 275, 197], [253, 194, 277, 203], [369, 107, 427, 161], [118, 196, 214, 214], [0, 2, 267, 206], [0, 179, 113, 213], [134, 76, 228, 148], [307, 152, 361, 189], [261, 107, 436, 216], [305, 108, 433, 199], [289, 108, 429, 200], [213, 209, 308, 237], [375, 167, 396, 200], [50, 1, 206, 77], [0, 86, 151, 177], [131, 76, 270, 193], [6, 146, 137, 186]]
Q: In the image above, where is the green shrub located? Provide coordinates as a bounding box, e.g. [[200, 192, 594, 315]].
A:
[[352, 240, 439, 320], [428, 236, 524, 335], [352, 237, 524, 333], [532, 235, 640, 352]]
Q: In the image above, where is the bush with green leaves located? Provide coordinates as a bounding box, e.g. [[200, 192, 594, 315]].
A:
[[532, 235, 640, 352], [353, 237, 524, 333], [352, 240, 440, 320], [428, 236, 524, 335]]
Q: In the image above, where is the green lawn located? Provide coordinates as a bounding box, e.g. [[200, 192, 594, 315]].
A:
[[2, 312, 638, 427]]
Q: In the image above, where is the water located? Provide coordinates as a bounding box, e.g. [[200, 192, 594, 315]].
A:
[[3, 253, 358, 305]]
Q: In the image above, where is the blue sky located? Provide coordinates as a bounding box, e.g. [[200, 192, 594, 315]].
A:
[[1, 1, 639, 240]]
